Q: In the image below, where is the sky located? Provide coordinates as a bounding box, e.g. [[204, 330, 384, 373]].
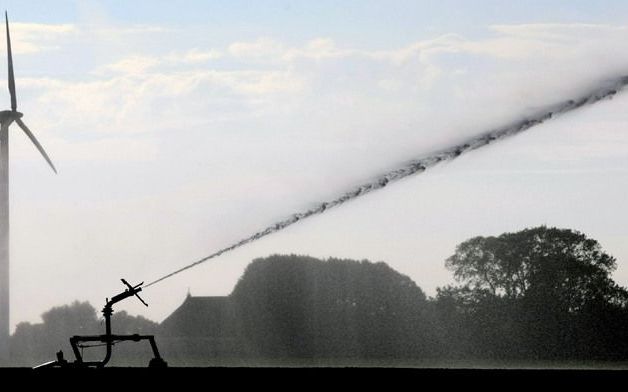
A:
[[1, 0, 628, 328]]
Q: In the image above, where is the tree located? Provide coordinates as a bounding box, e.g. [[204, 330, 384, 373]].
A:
[[230, 254, 437, 359], [445, 226, 628, 312], [438, 226, 628, 360]]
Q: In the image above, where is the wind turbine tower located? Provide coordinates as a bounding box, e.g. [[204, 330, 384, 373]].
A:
[[0, 12, 57, 362]]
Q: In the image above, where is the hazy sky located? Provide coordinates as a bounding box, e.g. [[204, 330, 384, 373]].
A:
[[2, 0, 628, 328]]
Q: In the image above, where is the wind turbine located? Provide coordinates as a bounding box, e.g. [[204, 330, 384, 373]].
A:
[[0, 11, 56, 362]]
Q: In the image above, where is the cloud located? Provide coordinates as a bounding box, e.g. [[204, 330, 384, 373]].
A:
[[18, 65, 304, 138], [16, 22, 628, 162], [96, 49, 224, 75], [12, 22, 76, 35], [489, 23, 628, 39], [1, 20, 172, 57], [97, 55, 161, 74], [228, 37, 285, 59], [169, 48, 223, 64], [7, 22, 77, 54], [78, 23, 174, 40]]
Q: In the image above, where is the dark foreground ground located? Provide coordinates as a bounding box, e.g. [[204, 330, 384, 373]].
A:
[[6, 357, 628, 368], [39, 356, 628, 369], [147, 358, 628, 369], [4, 357, 628, 387], [2, 366, 628, 388]]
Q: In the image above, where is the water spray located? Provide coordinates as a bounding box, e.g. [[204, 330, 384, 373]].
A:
[[145, 75, 628, 288]]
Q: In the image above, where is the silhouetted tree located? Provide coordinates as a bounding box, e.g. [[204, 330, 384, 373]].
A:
[[437, 226, 628, 360], [230, 254, 438, 359], [445, 226, 628, 309]]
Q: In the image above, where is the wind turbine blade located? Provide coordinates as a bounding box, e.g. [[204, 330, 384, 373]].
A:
[[15, 118, 57, 174], [5, 12, 16, 111]]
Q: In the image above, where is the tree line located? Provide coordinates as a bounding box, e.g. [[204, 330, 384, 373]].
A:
[[8, 226, 628, 366]]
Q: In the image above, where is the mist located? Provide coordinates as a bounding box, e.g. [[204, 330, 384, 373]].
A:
[[145, 75, 628, 287]]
